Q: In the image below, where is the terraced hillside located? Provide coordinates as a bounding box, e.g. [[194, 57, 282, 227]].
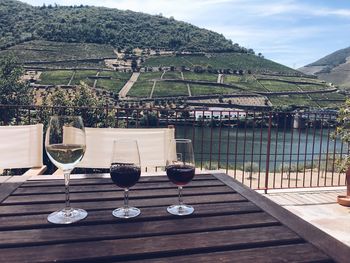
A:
[[38, 70, 130, 93], [125, 68, 342, 108], [144, 53, 297, 74], [3, 41, 343, 109], [0, 41, 116, 69]]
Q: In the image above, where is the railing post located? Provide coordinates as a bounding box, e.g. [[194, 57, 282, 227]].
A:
[[16, 106, 19, 125], [28, 107, 31, 124], [264, 112, 272, 194], [105, 104, 109, 127]]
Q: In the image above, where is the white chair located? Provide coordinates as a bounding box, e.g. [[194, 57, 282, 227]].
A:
[[0, 124, 47, 176], [54, 126, 175, 174]]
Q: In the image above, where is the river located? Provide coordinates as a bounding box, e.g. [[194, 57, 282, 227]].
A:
[[176, 126, 346, 172]]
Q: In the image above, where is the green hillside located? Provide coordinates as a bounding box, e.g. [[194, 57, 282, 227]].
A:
[[307, 46, 350, 68], [0, 1, 343, 109], [0, 0, 240, 52], [299, 46, 350, 89]]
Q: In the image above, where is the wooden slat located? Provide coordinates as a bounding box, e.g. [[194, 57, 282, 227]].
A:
[[13, 180, 225, 195], [20, 175, 216, 188], [0, 226, 302, 263], [0, 193, 247, 216], [0, 202, 261, 230], [0, 182, 23, 203], [213, 173, 350, 263], [127, 243, 331, 263], [4, 186, 233, 204], [0, 212, 279, 247]]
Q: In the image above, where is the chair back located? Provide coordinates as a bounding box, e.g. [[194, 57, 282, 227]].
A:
[[77, 127, 175, 171], [0, 124, 44, 169]]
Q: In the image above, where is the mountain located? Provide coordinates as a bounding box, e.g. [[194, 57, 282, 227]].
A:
[[299, 46, 350, 89], [0, 0, 245, 53]]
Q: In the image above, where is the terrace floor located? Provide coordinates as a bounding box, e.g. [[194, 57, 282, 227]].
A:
[[263, 187, 350, 247]]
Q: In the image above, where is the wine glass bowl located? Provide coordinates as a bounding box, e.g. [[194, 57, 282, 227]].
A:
[[110, 164, 141, 189], [110, 139, 141, 218], [166, 163, 195, 186], [166, 139, 195, 216], [45, 116, 87, 224]]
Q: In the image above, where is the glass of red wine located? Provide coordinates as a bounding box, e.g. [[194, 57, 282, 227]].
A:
[[166, 139, 195, 216], [110, 139, 141, 218]]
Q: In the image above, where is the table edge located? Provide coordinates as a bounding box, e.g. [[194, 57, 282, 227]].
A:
[[213, 173, 350, 263]]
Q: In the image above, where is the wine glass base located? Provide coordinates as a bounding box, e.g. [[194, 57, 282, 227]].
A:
[[112, 206, 141, 218], [167, 204, 194, 216], [47, 208, 88, 224]]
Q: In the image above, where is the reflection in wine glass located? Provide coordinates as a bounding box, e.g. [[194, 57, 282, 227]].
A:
[[110, 139, 141, 218], [166, 139, 195, 216], [45, 116, 87, 224]]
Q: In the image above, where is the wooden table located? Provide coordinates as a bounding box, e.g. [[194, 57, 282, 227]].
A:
[[0, 173, 349, 263]]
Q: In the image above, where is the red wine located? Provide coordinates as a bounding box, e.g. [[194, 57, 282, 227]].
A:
[[110, 163, 141, 188], [166, 164, 195, 186]]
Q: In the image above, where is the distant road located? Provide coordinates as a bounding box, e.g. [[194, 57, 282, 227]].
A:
[[119, 72, 140, 98], [217, 74, 223, 84]]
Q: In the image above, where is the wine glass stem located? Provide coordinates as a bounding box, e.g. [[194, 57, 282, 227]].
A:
[[124, 188, 129, 207], [64, 171, 71, 215], [124, 189, 129, 216], [178, 186, 183, 206]]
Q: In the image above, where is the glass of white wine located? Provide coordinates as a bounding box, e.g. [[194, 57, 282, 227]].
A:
[[45, 116, 87, 224]]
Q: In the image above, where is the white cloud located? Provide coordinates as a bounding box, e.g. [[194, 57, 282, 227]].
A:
[[312, 8, 350, 18]]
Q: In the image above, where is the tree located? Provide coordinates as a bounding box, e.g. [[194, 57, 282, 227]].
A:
[[194, 65, 204, 73], [0, 54, 32, 124], [51, 88, 71, 108], [334, 98, 350, 172], [131, 58, 138, 72], [140, 112, 158, 127], [73, 83, 113, 127], [39, 83, 113, 127], [181, 110, 190, 119]]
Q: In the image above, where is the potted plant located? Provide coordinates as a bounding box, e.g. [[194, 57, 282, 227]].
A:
[[334, 99, 350, 206]]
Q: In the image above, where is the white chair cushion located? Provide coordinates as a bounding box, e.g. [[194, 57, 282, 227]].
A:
[[77, 128, 175, 170], [0, 124, 44, 169]]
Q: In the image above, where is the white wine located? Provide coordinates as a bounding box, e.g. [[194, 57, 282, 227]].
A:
[[46, 144, 85, 170], [45, 116, 88, 224]]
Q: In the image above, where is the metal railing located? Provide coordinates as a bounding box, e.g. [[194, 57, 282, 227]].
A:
[[0, 104, 347, 192]]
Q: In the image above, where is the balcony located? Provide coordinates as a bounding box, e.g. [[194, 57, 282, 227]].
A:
[[0, 104, 347, 190], [1, 104, 349, 248]]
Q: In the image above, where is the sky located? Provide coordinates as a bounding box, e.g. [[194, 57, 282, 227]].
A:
[[20, 0, 350, 69]]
